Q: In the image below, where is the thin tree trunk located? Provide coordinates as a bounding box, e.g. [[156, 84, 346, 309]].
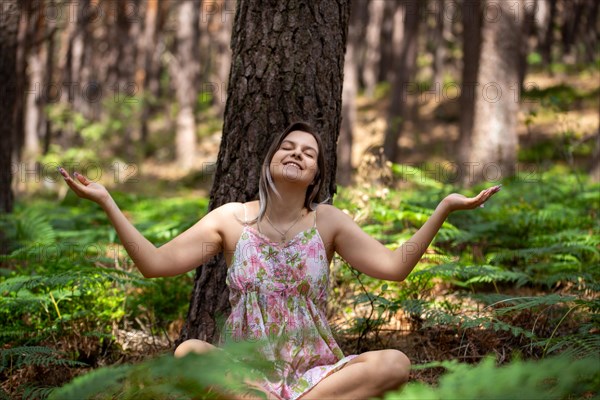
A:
[[134, 0, 159, 155], [178, 0, 350, 345], [209, 0, 234, 117], [457, 0, 483, 164], [383, 0, 419, 163], [338, 0, 362, 185], [432, 0, 446, 87], [459, 0, 524, 185], [561, 0, 585, 59], [539, 0, 556, 66], [519, 1, 536, 95], [171, 0, 200, 171], [580, 0, 599, 63], [13, 0, 30, 165], [378, 1, 396, 83], [23, 1, 46, 166], [590, 126, 600, 182], [42, 1, 56, 155], [0, 0, 20, 214], [362, 0, 384, 98]]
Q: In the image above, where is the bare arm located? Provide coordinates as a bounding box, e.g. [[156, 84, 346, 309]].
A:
[[330, 185, 502, 281], [59, 167, 223, 278]]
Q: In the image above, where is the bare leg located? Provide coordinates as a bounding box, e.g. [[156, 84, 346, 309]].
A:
[[299, 350, 411, 400], [174, 339, 217, 358], [174, 339, 277, 400]]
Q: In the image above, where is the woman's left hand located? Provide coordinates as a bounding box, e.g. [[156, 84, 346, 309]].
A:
[[441, 185, 502, 213]]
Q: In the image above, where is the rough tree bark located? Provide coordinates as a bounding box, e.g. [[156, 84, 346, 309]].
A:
[[0, 0, 20, 214], [178, 0, 350, 345], [458, 0, 524, 185]]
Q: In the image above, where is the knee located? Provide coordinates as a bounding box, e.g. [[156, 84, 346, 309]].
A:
[[174, 339, 215, 358], [373, 350, 411, 387]]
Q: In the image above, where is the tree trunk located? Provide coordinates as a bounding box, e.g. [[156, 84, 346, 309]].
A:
[[377, 1, 396, 83], [362, 0, 384, 97], [171, 0, 200, 171], [202, 0, 234, 117], [134, 0, 159, 156], [457, 0, 483, 165], [459, 0, 524, 186], [579, 0, 599, 64], [560, 0, 584, 60], [0, 0, 20, 214], [42, 2, 56, 155], [23, 0, 45, 166], [178, 0, 350, 345], [383, 0, 419, 163], [518, 0, 536, 93], [539, 0, 556, 66], [13, 0, 30, 165], [338, 0, 362, 185], [432, 0, 446, 87], [590, 126, 600, 182]]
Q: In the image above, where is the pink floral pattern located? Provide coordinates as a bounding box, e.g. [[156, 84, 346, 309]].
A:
[[224, 224, 357, 399]]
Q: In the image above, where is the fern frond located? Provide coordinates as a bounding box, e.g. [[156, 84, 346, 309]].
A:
[[543, 334, 600, 358], [48, 364, 130, 400], [0, 346, 87, 373], [412, 263, 530, 286], [0, 266, 148, 294], [22, 385, 57, 400], [386, 355, 600, 400], [483, 294, 577, 315], [7, 209, 56, 247]]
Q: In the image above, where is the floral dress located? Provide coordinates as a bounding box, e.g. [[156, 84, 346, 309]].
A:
[[224, 207, 357, 399]]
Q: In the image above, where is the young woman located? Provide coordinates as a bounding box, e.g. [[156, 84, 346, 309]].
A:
[[59, 121, 501, 399]]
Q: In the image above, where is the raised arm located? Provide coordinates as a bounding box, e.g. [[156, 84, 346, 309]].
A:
[[59, 167, 223, 278], [328, 185, 502, 281]]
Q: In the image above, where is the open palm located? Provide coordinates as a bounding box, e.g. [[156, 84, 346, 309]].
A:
[[58, 167, 111, 206], [443, 185, 502, 212]]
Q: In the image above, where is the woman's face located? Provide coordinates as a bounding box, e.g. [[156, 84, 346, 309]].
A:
[[270, 130, 319, 186]]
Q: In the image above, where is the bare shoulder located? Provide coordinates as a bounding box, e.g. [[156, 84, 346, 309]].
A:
[[210, 202, 247, 226], [315, 203, 352, 238], [317, 203, 353, 224]]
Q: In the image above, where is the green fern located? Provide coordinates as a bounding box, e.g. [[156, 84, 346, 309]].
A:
[[385, 355, 600, 400], [49, 340, 274, 400], [21, 385, 58, 400], [0, 346, 87, 373]]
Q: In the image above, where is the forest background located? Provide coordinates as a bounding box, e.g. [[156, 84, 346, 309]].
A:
[[0, 0, 599, 399]]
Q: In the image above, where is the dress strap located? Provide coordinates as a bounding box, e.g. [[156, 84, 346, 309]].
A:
[[242, 203, 248, 225], [312, 205, 318, 228]]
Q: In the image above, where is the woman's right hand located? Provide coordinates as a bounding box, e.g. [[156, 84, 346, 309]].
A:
[[58, 166, 111, 207]]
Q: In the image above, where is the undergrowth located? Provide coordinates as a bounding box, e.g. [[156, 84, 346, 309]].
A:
[[1, 164, 598, 399]]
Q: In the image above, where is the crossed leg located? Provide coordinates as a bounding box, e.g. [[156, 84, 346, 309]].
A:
[[174, 339, 277, 400], [298, 349, 411, 399], [176, 341, 410, 400]]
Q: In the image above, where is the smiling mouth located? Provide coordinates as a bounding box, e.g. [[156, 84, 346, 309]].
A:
[[283, 161, 302, 170]]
